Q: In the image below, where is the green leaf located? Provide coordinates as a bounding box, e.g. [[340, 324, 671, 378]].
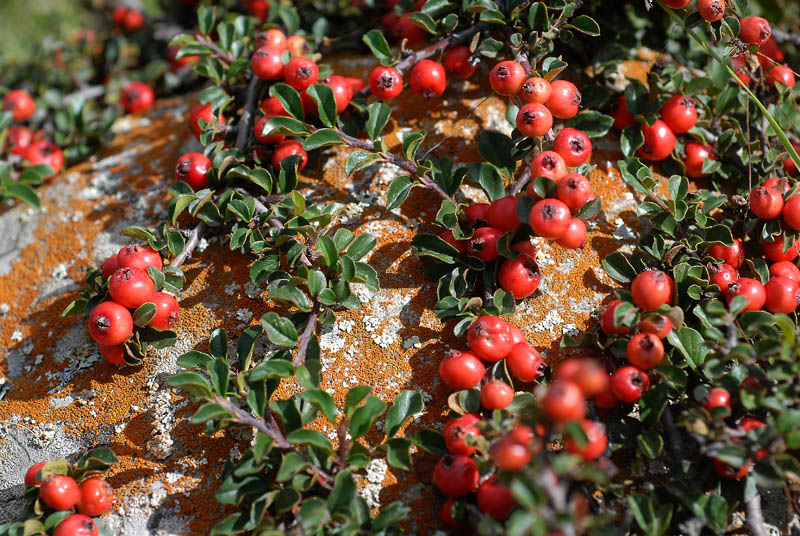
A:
[[409, 12, 437, 33], [301, 388, 337, 423], [260, 312, 299, 347], [208, 358, 230, 396], [667, 327, 707, 370], [4, 183, 40, 208], [466, 163, 505, 201], [366, 102, 392, 140], [249, 358, 294, 380], [386, 175, 414, 210], [345, 385, 372, 419], [402, 130, 426, 160], [412, 429, 447, 455], [565, 111, 614, 138], [250, 255, 280, 285], [383, 437, 413, 469], [262, 115, 308, 136], [327, 470, 356, 513], [602, 251, 637, 283], [362, 30, 392, 61], [317, 236, 338, 268], [120, 226, 156, 242], [384, 390, 422, 438], [568, 15, 601, 36], [177, 350, 214, 370], [270, 286, 312, 312], [372, 502, 410, 531], [269, 83, 304, 120], [168, 372, 213, 398], [347, 233, 376, 261], [307, 84, 337, 128], [209, 328, 228, 359], [302, 128, 344, 150], [132, 302, 156, 327], [411, 233, 460, 264], [620, 125, 644, 157], [190, 402, 233, 423], [350, 395, 387, 438], [287, 429, 333, 454], [346, 151, 383, 176]]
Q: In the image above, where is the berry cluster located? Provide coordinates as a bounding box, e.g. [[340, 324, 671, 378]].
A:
[[2, 89, 64, 179]]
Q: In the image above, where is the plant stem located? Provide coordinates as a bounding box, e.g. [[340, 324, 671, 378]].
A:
[[196, 34, 235, 65], [171, 222, 207, 268], [745, 491, 768, 536], [235, 75, 260, 152], [294, 304, 320, 367]]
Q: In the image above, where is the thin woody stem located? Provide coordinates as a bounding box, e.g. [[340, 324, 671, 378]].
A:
[[171, 222, 207, 268], [196, 34, 235, 65]]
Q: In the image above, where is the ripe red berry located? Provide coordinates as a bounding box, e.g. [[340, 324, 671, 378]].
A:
[[553, 128, 592, 167], [684, 142, 715, 178], [565, 420, 607, 461], [542, 381, 586, 422], [149, 291, 181, 331], [703, 387, 731, 411], [481, 380, 514, 410], [325, 75, 354, 113], [509, 424, 540, 449], [251, 46, 284, 80], [739, 17, 771, 45], [88, 302, 133, 346], [556, 173, 592, 211], [122, 9, 145, 31], [477, 477, 516, 520], [284, 57, 319, 91], [255, 29, 288, 51], [98, 343, 126, 365], [516, 103, 552, 138], [707, 238, 744, 268], [750, 186, 784, 220], [109, 267, 155, 309], [443, 413, 482, 456], [23, 140, 64, 175], [626, 333, 665, 370], [7, 125, 33, 155], [443, 46, 477, 79], [490, 437, 533, 471], [714, 457, 750, 480], [506, 342, 545, 382], [631, 270, 674, 311], [120, 82, 155, 113], [468, 316, 514, 361], [767, 64, 795, 88], [610, 366, 650, 403], [661, 95, 697, 134], [174, 152, 211, 190], [554, 358, 608, 397], [487, 196, 521, 233], [763, 176, 791, 194], [397, 13, 427, 44], [638, 120, 676, 161], [594, 375, 619, 409], [440, 229, 467, 254], [530, 199, 571, 239], [466, 227, 503, 262], [254, 115, 286, 146], [344, 77, 365, 94], [546, 80, 581, 119], [439, 350, 486, 390], [188, 103, 224, 139], [40, 474, 80, 511], [698, 0, 725, 21], [764, 276, 800, 313], [3, 90, 36, 121], [498, 253, 541, 299], [762, 235, 799, 262], [112, 5, 129, 27], [368, 66, 403, 101], [520, 77, 552, 104], [759, 36, 785, 66], [769, 261, 800, 283], [54, 514, 99, 536], [439, 499, 469, 531], [272, 140, 308, 170], [260, 96, 290, 117], [611, 95, 636, 130], [528, 151, 567, 185], [507, 324, 526, 345], [409, 60, 446, 98], [731, 54, 752, 87], [464, 203, 490, 229], [434, 455, 479, 497], [489, 61, 526, 95], [117, 244, 162, 272], [76, 477, 113, 516], [783, 196, 800, 230], [556, 218, 588, 249], [25, 462, 46, 488], [726, 277, 767, 312], [638, 314, 674, 339], [600, 300, 632, 336], [783, 148, 799, 177]]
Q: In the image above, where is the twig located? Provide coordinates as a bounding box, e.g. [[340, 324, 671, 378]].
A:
[[510, 157, 534, 195], [293, 304, 320, 367], [196, 33, 235, 65], [745, 492, 768, 536], [661, 406, 685, 461], [171, 222, 207, 268], [771, 27, 800, 46], [236, 75, 260, 152], [63, 85, 106, 104]]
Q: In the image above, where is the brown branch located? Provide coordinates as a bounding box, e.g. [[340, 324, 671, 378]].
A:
[[196, 33, 236, 65], [293, 304, 320, 367], [236, 75, 260, 152], [745, 491, 768, 536], [510, 159, 533, 195], [171, 222, 207, 268]]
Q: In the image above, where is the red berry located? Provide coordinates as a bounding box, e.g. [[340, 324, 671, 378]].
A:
[[542, 381, 586, 422], [255, 29, 287, 51], [767, 64, 795, 88], [684, 142, 715, 178], [727, 277, 767, 311], [464, 203, 490, 228], [764, 276, 800, 313], [40, 474, 80, 510], [610, 366, 650, 403], [487, 196, 521, 233], [109, 267, 155, 309], [498, 253, 541, 299], [398, 13, 427, 44], [443, 413, 482, 456], [626, 333, 664, 370], [707, 238, 744, 268], [783, 196, 800, 230], [698, 0, 725, 21], [254, 115, 286, 146], [638, 120, 676, 161], [174, 152, 211, 190], [769, 261, 800, 283], [409, 60, 446, 98], [284, 57, 319, 91], [638, 314, 674, 339], [122, 9, 145, 31], [439, 350, 486, 390], [516, 103, 553, 138], [553, 128, 592, 167], [507, 324, 526, 345], [443, 46, 477, 79], [612, 95, 636, 130], [750, 186, 784, 220], [565, 420, 607, 461], [477, 477, 516, 520], [54, 514, 98, 536], [489, 61, 526, 96], [481, 380, 514, 410], [763, 176, 791, 194], [7, 125, 33, 155], [439, 499, 469, 530], [520, 77, 552, 104], [117, 244, 162, 272], [149, 291, 181, 331], [529, 199, 571, 239], [25, 462, 46, 488], [731, 54, 752, 86], [251, 46, 284, 80], [434, 455, 479, 498], [490, 437, 533, 471], [260, 96, 290, 117], [554, 358, 608, 396], [762, 235, 799, 262], [272, 140, 308, 170], [509, 424, 540, 449], [759, 37, 785, 66], [325, 76, 354, 113], [663, 0, 691, 6], [112, 6, 129, 27], [703, 387, 731, 411], [120, 82, 155, 114], [98, 343, 126, 365], [100, 255, 119, 279], [468, 315, 514, 361], [528, 151, 567, 185], [556, 173, 592, 211], [600, 300, 632, 336], [506, 342, 545, 382], [555, 218, 588, 249], [88, 302, 133, 346], [3, 90, 35, 121], [631, 270, 674, 311], [661, 95, 697, 134], [594, 375, 619, 409], [23, 140, 64, 175], [714, 457, 750, 479], [344, 77, 365, 94], [546, 80, 581, 119], [188, 103, 224, 140], [440, 229, 467, 254], [466, 227, 503, 262], [739, 17, 771, 45], [369, 66, 403, 101], [76, 477, 113, 516]]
